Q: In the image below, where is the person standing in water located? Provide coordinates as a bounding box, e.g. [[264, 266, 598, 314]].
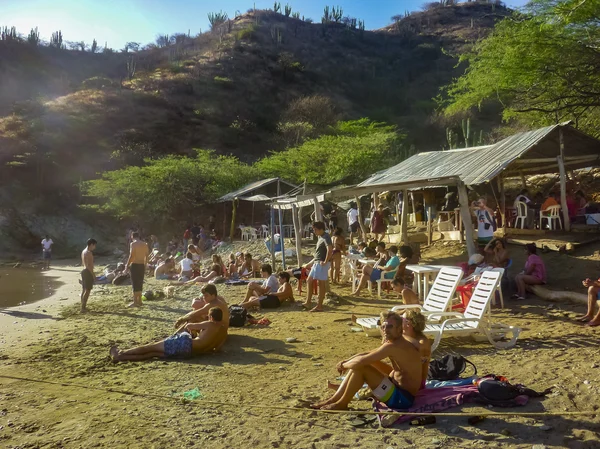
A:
[[80, 238, 97, 313], [41, 235, 54, 270], [126, 232, 149, 308]]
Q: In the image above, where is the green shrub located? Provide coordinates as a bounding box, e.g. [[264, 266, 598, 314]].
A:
[[81, 76, 116, 90], [236, 24, 258, 41], [214, 76, 233, 86]]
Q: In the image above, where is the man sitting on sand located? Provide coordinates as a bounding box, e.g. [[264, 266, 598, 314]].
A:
[[175, 284, 230, 329], [344, 310, 430, 391], [579, 276, 600, 327], [311, 311, 421, 410], [155, 257, 176, 280], [240, 272, 295, 310], [238, 253, 261, 278], [110, 307, 227, 362], [243, 264, 279, 302]]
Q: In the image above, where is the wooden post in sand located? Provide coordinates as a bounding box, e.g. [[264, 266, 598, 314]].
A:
[[355, 196, 368, 239], [313, 197, 322, 221], [229, 198, 238, 242], [498, 176, 506, 233], [292, 204, 302, 267], [400, 189, 408, 244], [457, 181, 477, 257], [558, 129, 571, 232]]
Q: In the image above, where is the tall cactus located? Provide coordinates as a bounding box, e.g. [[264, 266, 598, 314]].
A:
[[322, 6, 330, 23], [50, 30, 63, 48], [461, 118, 471, 147], [273, 1, 281, 13], [1, 26, 18, 41], [331, 6, 343, 23], [292, 12, 300, 19], [27, 27, 40, 45], [126, 56, 136, 79], [284, 4, 292, 16]]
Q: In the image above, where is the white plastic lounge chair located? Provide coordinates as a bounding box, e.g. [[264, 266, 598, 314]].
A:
[[356, 266, 464, 336], [423, 270, 520, 351]]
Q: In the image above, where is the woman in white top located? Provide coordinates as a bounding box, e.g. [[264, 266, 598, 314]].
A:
[[179, 253, 194, 280]]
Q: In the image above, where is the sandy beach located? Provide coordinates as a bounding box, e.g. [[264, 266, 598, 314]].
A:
[[1, 245, 599, 448]]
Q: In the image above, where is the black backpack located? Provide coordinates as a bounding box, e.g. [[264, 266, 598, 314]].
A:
[[228, 306, 248, 328], [427, 354, 477, 381]]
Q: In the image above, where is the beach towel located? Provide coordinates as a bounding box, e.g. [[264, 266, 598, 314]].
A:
[[372, 385, 530, 428], [224, 280, 251, 286]]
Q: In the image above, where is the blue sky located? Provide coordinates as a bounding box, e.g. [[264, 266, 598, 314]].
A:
[[4, 0, 530, 49]]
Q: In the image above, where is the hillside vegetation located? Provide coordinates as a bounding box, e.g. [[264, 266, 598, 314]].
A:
[[0, 3, 511, 209]]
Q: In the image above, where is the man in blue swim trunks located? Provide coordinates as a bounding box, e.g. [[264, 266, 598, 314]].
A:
[[310, 311, 422, 410], [110, 307, 227, 362]]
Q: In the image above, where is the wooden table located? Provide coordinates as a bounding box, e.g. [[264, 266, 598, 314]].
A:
[[405, 264, 446, 299]]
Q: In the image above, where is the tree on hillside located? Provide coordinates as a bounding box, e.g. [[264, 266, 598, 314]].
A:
[[155, 34, 170, 48], [84, 151, 255, 224], [255, 119, 407, 185], [282, 95, 338, 136], [91, 39, 98, 53], [443, 0, 600, 135]]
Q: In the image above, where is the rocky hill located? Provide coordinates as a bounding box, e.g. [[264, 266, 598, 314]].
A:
[[0, 2, 512, 252]]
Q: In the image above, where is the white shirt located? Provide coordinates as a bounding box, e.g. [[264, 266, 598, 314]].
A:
[[262, 275, 279, 293], [41, 239, 54, 251], [347, 208, 359, 225], [180, 258, 194, 272]]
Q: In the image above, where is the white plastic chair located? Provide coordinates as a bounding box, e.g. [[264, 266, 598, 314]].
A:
[[356, 266, 464, 335], [241, 227, 251, 241], [540, 205, 562, 230], [373, 266, 400, 298], [514, 201, 528, 229], [260, 225, 269, 238], [248, 228, 258, 241], [423, 271, 520, 351]]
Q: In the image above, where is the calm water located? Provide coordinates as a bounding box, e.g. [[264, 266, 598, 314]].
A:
[[0, 268, 63, 308]]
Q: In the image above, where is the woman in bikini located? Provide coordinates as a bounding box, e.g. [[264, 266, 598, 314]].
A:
[[484, 238, 509, 268], [330, 227, 346, 284], [183, 264, 222, 285]]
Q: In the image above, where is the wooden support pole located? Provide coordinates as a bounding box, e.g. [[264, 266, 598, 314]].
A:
[[457, 181, 477, 257], [292, 204, 302, 267], [277, 180, 286, 269], [558, 129, 571, 232], [269, 205, 276, 268], [355, 196, 368, 238], [229, 199, 238, 242], [409, 192, 416, 224], [520, 172, 527, 189], [400, 189, 408, 244], [427, 206, 433, 246], [313, 197, 322, 221], [498, 176, 506, 232]]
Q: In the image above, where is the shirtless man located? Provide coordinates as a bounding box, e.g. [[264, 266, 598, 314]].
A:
[[311, 311, 421, 410], [238, 253, 261, 278], [126, 232, 150, 308], [175, 284, 230, 330], [109, 307, 227, 362], [240, 272, 295, 310], [154, 257, 176, 280], [80, 238, 97, 313], [339, 310, 430, 391]]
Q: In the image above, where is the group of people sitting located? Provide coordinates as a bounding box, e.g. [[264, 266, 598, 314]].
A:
[[512, 188, 594, 227]]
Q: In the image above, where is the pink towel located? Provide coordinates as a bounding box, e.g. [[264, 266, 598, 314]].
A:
[[372, 385, 529, 427]]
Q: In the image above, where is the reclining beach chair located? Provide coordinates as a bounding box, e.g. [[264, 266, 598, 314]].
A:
[[355, 266, 464, 336], [423, 270, 520, 351]]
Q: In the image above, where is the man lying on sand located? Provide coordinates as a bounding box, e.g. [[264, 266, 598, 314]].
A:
[[311, 311, 421, 410], [239, 271, 295, 310], [110, 307, 227, 362], [579, 276, 600, 327], [175, 284, 230, 329]]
